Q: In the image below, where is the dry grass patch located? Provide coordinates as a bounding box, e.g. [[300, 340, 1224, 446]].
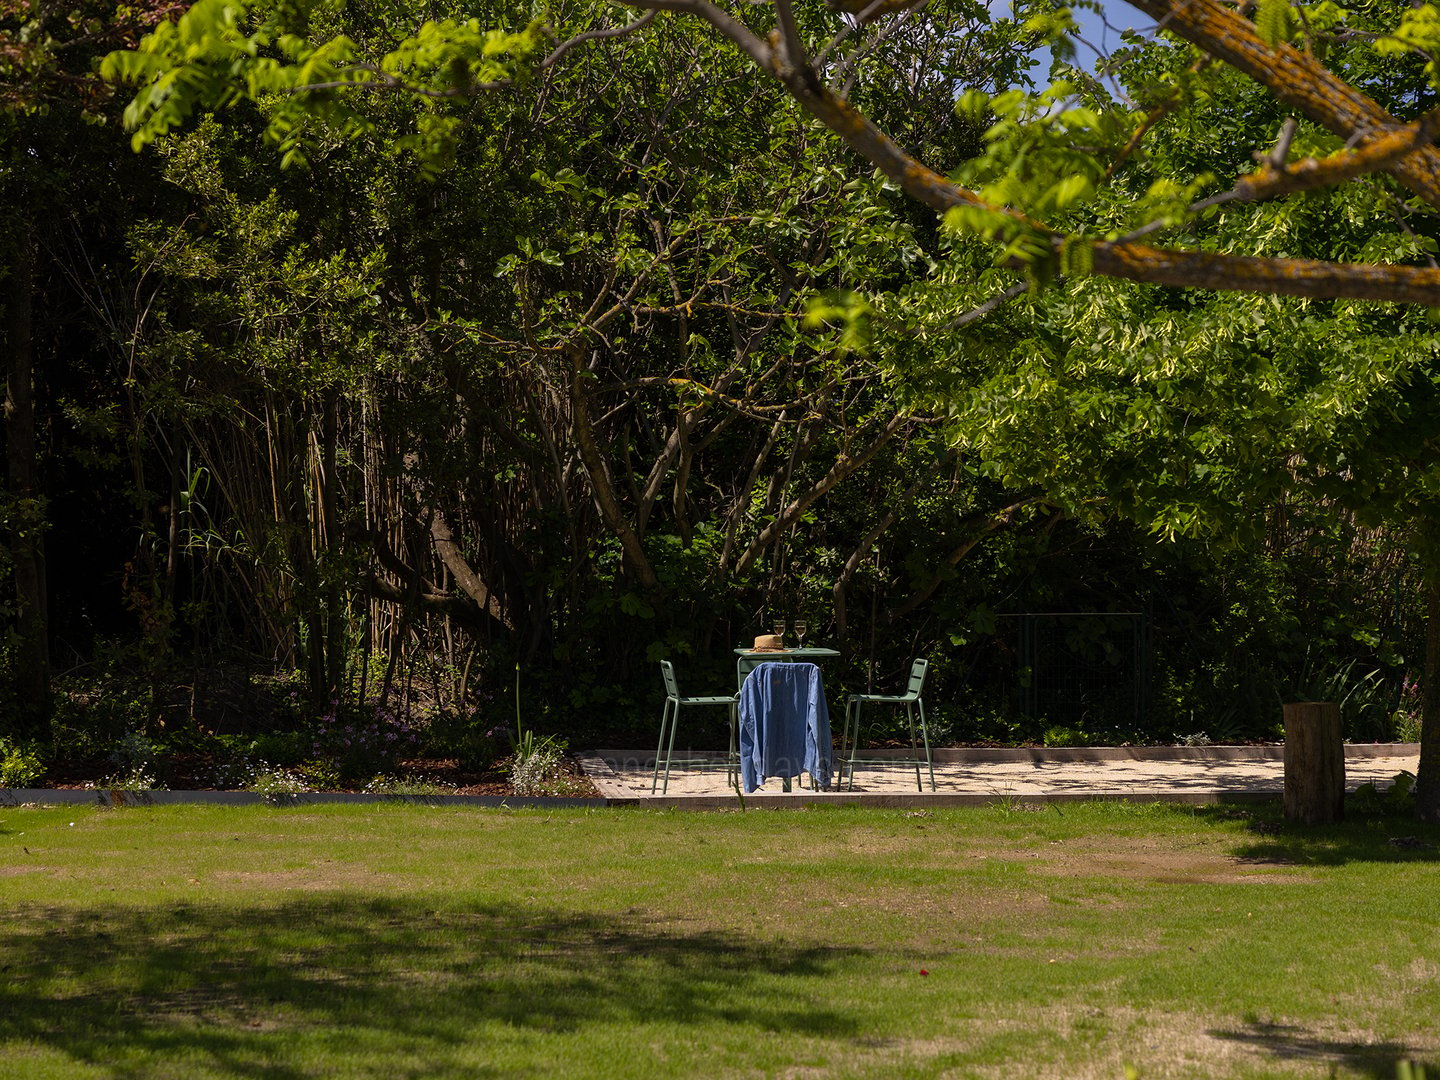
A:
[[209, 865, 404, 890]]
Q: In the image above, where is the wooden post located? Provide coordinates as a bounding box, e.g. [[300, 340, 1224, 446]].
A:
[[1283, 701, 1345, 824]]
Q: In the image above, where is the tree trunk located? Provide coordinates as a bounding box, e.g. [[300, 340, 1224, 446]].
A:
[[3, 228, 49, 736], [568, 348, 661, 594], [1416, 572, 1440, 822], [1282, 701, 1344, 825], [321, 389, 345, 701]]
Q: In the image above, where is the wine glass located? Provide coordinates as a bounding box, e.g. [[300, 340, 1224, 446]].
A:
[[772, 618, 786, 639], [794, 620, 808, 646]]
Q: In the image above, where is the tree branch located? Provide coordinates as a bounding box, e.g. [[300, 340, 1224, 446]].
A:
[[613, 0, 1438, 304], [1125, 0, 1440, 211], [430, 509, 513, 629], [538, 9, 658, 70]]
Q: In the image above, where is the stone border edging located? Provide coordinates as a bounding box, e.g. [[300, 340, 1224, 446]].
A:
[[0, 789, 607, 809], [590, 743, 1419, 767], [605, 790, 1279, 809], [0, 786, 1279, 811]]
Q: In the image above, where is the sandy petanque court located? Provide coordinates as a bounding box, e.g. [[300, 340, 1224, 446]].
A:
[[580, 744, 1422, 807]]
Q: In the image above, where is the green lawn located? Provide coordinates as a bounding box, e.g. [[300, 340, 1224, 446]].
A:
[[1, 800, 1436, 1079]]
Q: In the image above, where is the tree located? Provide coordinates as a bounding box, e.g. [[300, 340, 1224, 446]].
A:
[[94, 0, 1069, 736], [103, 0, 1440, 303], [98, 0, 1440, 807], [0, 0, 178, 736]]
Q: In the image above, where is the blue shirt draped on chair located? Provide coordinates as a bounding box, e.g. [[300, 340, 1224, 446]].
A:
[[738, 662, 831, 792]]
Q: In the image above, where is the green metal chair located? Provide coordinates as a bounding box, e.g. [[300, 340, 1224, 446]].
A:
[[840, 658, 934, 791], [652, 661, 737, 794]]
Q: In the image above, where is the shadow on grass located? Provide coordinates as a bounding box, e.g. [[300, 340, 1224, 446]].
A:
[[1186, 805, 1440, 867], [1, 896, 864, 1078], [1210, 1021, 1436, 1079]]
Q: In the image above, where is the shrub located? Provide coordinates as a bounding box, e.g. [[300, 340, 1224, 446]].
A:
[[246, 764, 309, 795], [363, 774, 450, 795], [509, 733, 568, 796], [1042, 724, 1091, 748], [241, 731, 310, 766], [100, 732, 164, 790], [310, 700, 421, 782], [422, 708, 503, 771], [0, 737, 44, 787], [1350, 771, 1417, 816]]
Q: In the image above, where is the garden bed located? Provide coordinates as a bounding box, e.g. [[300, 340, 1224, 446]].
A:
[[31, 753, 599, 798]]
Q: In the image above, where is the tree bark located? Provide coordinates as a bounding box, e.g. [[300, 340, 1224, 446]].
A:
[[3, 228, 50, 735], [1124, 0, 1440, 211], [429, 508, 512, 629], [1282, 701, 1345, 825], [1417, 573, 1440, 822], [568, 348, 662, 594]]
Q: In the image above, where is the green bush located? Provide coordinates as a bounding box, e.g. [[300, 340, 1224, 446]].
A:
[[101, 733, 164, 790], [309, 701, 421, 783], [509, 733, 569, 796], [228, 731, 310, 766], [0, 737, 45, 787], [1042, 724, 1092, 748], [421, 708, 502, 771], [1350, 771, 1417, 816]]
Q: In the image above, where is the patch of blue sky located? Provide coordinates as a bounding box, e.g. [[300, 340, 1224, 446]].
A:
[[1000, 0, 1155, 78]]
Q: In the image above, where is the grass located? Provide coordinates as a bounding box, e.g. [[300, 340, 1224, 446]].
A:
[[1, 800, 1437, 1079]]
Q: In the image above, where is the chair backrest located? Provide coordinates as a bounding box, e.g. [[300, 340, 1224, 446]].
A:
[[906, 657, 928, 696], [659, 660, 680, 699]]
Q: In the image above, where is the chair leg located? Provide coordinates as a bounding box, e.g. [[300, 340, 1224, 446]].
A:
[[906, 702, 922, 791], [727, 699, 739, 789], [661, 700, 686, 794], [845, 700, 861, 792], [651, 698, 674, 794], [918, 698, 935, 791]]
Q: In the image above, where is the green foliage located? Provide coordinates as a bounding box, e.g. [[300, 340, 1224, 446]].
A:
[[1254, 0, 1298, 46], [1376, 4, 1440, 86], [245, 762, 310, 794], [1042, 723, 1092, 748], [226, 731, 311, 767], [9, 0, 1431, 780], [1284, 649, 1394, 742], [1350, 770, 1418, 815], [51, 652, 155, 755], [421, 709, 503, 771], [508, 731, 570, 796], [308, 700, 421, 783], [101, 732, 164, 789], [101, 0, 546, 168], [0, 737, 45, 787]]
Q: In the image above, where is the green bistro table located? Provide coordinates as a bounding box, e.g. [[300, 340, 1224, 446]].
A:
[[733, 647, 841, 792], [733, 647, 841, 688]]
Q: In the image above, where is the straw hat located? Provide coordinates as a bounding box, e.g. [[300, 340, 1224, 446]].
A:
[[751, 633, 786, 652]]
